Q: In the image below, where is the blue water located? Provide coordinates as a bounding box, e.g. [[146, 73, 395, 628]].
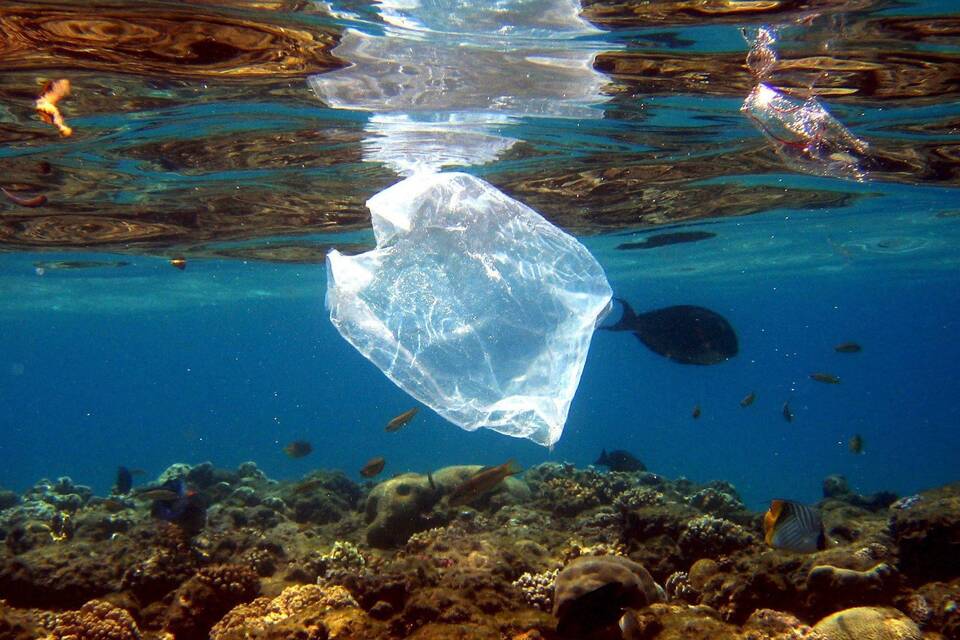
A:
[[2, 187, 958, 510], [1, 0, 959, 513]]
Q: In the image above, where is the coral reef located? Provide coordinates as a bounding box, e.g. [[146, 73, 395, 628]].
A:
[[0, 462, 956, 639]]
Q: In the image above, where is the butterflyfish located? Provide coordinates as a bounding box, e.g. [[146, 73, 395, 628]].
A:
[[763, 499, 827, 553]]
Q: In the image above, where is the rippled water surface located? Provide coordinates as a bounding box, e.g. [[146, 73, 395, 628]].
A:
[[1, 0, 959, 507]]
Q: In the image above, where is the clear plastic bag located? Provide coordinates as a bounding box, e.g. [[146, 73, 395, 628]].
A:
[[325, 172, 612, 446]]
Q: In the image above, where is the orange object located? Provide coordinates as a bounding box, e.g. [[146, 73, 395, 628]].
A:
[[169, 258, 187, 270], [1, 187, 46, 207], [35, 79, 73, 137]]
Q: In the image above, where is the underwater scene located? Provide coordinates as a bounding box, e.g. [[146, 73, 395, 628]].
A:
[[1, 0, 960, 638]]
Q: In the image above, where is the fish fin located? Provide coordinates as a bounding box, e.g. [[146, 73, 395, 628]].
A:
[[764, 500, 785, 546], [596, 449, 608, 465], [427, 473, 435, 491], [605, 297, 639, 331]]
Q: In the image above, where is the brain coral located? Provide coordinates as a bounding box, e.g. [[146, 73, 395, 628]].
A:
[[49, 600, 141, 640], [210, 584, 359, 639], [812, 606, 922, 640], [553, 555, 663, 636]]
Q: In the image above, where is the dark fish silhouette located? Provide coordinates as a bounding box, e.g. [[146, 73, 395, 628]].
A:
[[740, 391, 756, 408], [360, 456, 386, 478], [604, 298, 738, 365], [810, 372, 841, 384], [782, 401, 794, 423], [763, 499, 827, 553], [692, 404, 702, 419], [849, 434, 864, 454], [594, 449, 645, 472], [834, 342, 862, 353], [616, 231, 716, 251], [283, 440, 313, 459], [113, 466, 133, 495]]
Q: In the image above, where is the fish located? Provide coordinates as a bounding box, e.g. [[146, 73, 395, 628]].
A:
[[386, 407, 419, 432], [616, 231, 716, 251], [169, 257, 187, 270], [149, 478, 206, 533], [1, 187, 47, 207], [763, 499, 827, 553], [33, 260, 130, 271], [834, 342, 862, 353], [810, 372, 841, 384], [35, 78, 73, 137], [447, 460, 522, 506], [849, 434, 864, 454], [292, 477, 325, 494], [619, 609, 644, 640], [603, 298, 738, 365], [133, 487, 181, 502], [113, 466, 133, 495], [782, 401, 794, 423], [594, 449, 645, 472], [692, 404, 702, 419], [740, 391, 756, 408], [283, 440, 313, 459], [360, 456, 386, 478]]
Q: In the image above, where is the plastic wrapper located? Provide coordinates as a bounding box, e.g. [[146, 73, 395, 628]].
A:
[[325, 172, 612, 446]]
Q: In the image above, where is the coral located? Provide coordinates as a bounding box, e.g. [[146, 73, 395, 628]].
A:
[[49, 599, 141, 640], [511, 569, 557, 611], [312, 540, 366, 581], [120, 524, 199, 604], [210, 583, 359, 639], [539, 478, 602, 516], [365, 473, 442, 548], [890, 482, 960, 582], [812, 606, 922, 640], [805, 563, 900, 613], [677, 514, 756, 559], [162, 564, 260, 640], [613, 486, 666, 511], [742, 608, 825, 640], [688, 558, 720, 591], [687, 481, 746, 518], [552, 555, 663, 636], [0, 490, 19, 511], [664, 570, 698, 603]]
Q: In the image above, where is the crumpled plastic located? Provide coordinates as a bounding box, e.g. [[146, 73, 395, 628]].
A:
[[325, 172, 612, 446]]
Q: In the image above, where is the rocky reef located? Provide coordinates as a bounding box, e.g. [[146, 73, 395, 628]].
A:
[[0, 461, 958, 639]]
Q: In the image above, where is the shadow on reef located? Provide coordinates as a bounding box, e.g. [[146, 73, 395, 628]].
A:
[[0, 459, 958, 639]]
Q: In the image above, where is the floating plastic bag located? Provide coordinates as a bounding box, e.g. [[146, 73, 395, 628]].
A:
[[326, 172, 612, 447]]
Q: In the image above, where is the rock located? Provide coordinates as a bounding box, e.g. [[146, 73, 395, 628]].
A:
[[365, 473, 441, 548], [552, 555, 663, 637], [812, 606, 921, 640], [162, 563, 260, 640], [806, 563, 900, 613], [688, 558, 719, 591], [824, 475, 851, 499], [0, 490, 19, 511], [890, 483, 960, 583]]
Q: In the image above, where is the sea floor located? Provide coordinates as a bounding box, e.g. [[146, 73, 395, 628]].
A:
[[0, 460, 958, 639]]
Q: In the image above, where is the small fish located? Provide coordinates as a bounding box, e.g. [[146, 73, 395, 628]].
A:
[[782, 401, 794, 423], [283, 440, 313, 459], [292, 477, 325, 494], [594, 449, 645, 472], [169, 257, 187, 270], [849, 434, 864, 454], [1, 187, 47, 207], [100, 498, 130, 513], [386, 407, 419, 432], [148, 478, 206, 533], [763, 499, 827, 553], [810, 372, 841, 384], [133, 487, 181, 502], [692, 404, 701, 419], [35, 78, 73, 137], [34, 260, 130, 271], [113, 466, 133, 495], [360, 456, 386, 478], [834, 342, 862, 353], [619, 609, 643, 640], [740, 391, 756, 408], [447, 460, 522, 506]]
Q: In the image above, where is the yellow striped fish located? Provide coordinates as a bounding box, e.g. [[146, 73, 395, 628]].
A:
[[763, 499, 827, 553]]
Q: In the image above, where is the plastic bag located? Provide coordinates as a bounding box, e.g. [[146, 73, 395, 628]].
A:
[[326, 172, 612, 447]]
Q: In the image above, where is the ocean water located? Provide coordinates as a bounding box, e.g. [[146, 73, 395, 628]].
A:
[[1, 0, 959, 517]]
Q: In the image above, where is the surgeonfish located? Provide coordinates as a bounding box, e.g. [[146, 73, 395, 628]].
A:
[[782, 401, 794, 423], [594, 449, 645, 472], [834, 342, 862, 353], [763, 499, 827, 553], [740, 391, 756, 407], [113, 466, 133, 495], [849, 434, 864, 454], [692, 404, 701, 419], [810, 372, 841, 384]]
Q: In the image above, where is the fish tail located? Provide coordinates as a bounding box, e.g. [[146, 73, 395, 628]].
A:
[[607, 297, 639, 331], [505, 459, 523, 475]]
